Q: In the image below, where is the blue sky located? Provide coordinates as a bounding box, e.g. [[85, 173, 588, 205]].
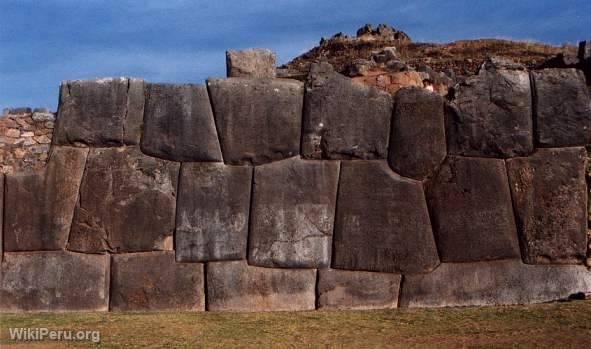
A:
[[1, 0, 589, 110]]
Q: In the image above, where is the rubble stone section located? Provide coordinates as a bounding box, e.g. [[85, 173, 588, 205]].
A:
[[506, 147, 588, 264], [0, 251, 110, 311], [388, 87, 446, 180], [4, 147, 88, 251], [531, 69, 591, 147], [67, 147, 179, 253], [425, 156, 520, 262], [400, 260, 591, 308], [248, 158, 339, 268], [175, 163, 252, 262], [53, 77, 145, 146], [332, 161, 440, 274], [141, 83, 222, 162], [207, 261, 316, 312], [110, 252, 205, 311], [207, 78, 303, 165], [302, 63, 393, 160], [317, 269, 401, 310], [226, 49, 276, 78]]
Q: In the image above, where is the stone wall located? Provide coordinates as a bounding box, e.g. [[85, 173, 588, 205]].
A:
[[1, 55, 591, 312]]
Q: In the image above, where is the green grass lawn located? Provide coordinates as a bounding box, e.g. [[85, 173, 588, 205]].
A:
[[1, 300, 590, 348]]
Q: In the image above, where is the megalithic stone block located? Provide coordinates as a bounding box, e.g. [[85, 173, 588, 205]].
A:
[[332, 161, 440, 274], [141, 83, 223, 162], [0, 251, 110, 311], [54, 77, 145, 146], [67, 147, 179, 253], [175, 163, 252, 262], [317, 269, 402, 310], [388, 87, 446, 180], [446, 59, 533, 158], [0, 174, 3, 259], [207, 77, 303, 165], [506, 147, 588, 264], [531, 69, 591, 147], [425, 156, 520, 262], [399, 260, 591, 307], [4, 146, 88, 251], [248, 157, 339, 268], [110, 252, 205, 311], [226, 48, 276, 78], [207, 261, 316, 312], [302, 62, 393, 160]]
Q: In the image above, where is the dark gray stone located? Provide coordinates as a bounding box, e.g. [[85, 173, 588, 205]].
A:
[[506, 147, 588, 264], [388, 87, 446, 180], [207, 261, 316, 312], [248, 157, 339, 268], [54, 77, 145, 146], [332, 161, 440, 274], [110, 252, 205, 311], [226, 48, 276, 78], [579, 40, 591, 61], [302, 63, 393, 160], [0, 251, 110, 311], [207, 78, 303, 165], [141, 83, 222, 162], [317, 269, 401, 310], [425, 156, 520, 262], [400, 260, 591, 307], [532, 69, 591, 147], [67, 147, 179, 253], [446, 61, 533, 158], [4, 147, 88, 251], [175, 163, 252, 262]]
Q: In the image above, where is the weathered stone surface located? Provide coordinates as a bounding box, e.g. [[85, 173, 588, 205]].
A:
[[4, 147, 88, 251], [0, 251, 110, 311], [110, 252, 204, 311], [332, 161, 439, 274], [67, 147, 179, 253], [425, 157, 520, 262], [302, 63, 393, 159], [176, 163, 252, 262], [317, 269, 401, 310], [207, 78, 303, 165], [141, 83, 222, 162], [0, 174, 3, 258], [506, 147, 588, 264], [388, 87, 446, 180], [446, 60, 533, 157], [207, 261, 316, 312], [226, 48, 276, 78], [53, 77, 144, 146], [532, 69, 591, 147], [248, 157, 339, 268], [400, 260, 591, 307]]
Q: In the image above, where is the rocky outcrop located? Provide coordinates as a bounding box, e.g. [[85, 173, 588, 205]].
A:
[[226, 49, 276, 78]]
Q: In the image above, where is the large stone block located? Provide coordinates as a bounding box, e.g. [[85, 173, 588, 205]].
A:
[[54, 77, 145, 146], [67, 147, 179, 253], [110, 252, 204, 311], [446, 60, 533, 157], [207, 261, 316, 312], [302, 63, 393, 160], [425, 157, 520, 262], [141, 83, 222, 162], [317, 269, 401, 310], [532, 69, 591, 147], [0, 251, 110, 311], [388, 87, 446, 180], [332, 161, 440, 274], [400, 260, 591, 307], [175, 163, 252, 262], [506, 147, 588, 264], [248, 157, 339, 268], [207, 78, 303, 165], [4, 147, 88, 251], [226, 48, 276, 78], [0, 174, 3, 258]]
